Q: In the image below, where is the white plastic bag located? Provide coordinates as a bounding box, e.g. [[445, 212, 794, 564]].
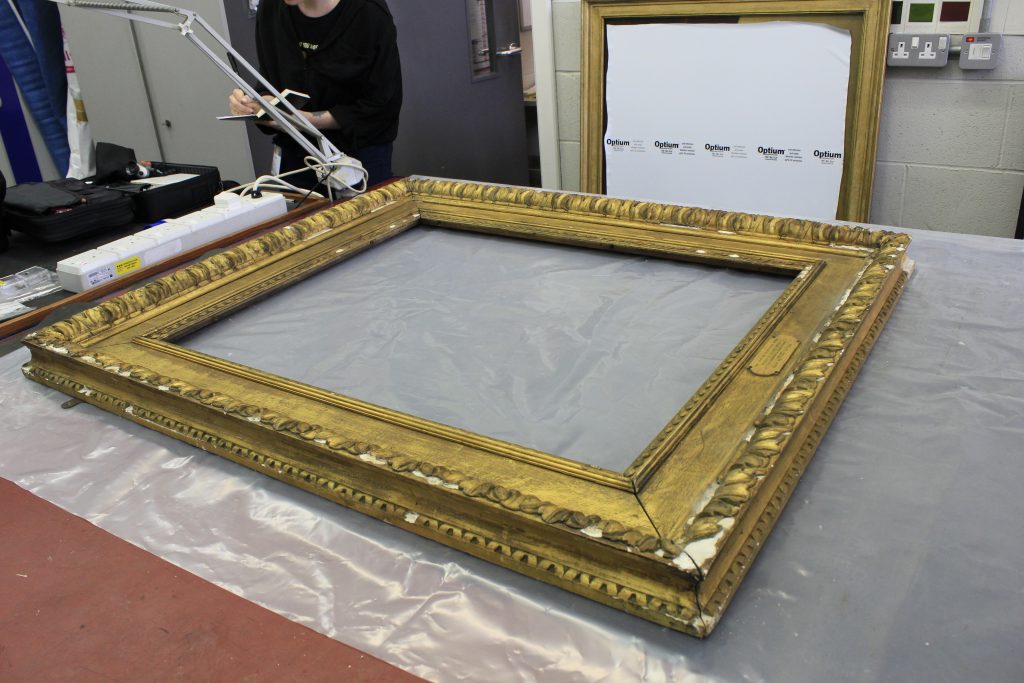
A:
[[63, 28, 94, 178]]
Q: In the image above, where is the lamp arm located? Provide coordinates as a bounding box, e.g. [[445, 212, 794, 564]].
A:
[[51, 0, 344, 165]]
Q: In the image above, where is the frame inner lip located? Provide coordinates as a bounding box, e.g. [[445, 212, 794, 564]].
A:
[[128, 252, 818, 493]]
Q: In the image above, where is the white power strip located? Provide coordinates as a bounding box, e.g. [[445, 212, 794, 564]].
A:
[[56, 192, 288, 293]]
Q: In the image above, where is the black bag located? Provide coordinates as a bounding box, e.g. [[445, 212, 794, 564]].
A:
[[3, 178, 135, 242], [123, 162, 222, 223], [93, 143, 221, 223]]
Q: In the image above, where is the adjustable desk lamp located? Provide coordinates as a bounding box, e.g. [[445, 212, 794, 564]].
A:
[[52, 0, 366, 196]]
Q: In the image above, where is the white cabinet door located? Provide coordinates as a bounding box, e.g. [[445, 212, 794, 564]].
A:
[[133, 0, 255, 182], [62, 0, 255, 183], [59, 5, 162, 164]]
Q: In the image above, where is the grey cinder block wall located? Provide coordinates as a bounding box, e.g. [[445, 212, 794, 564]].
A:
[[551, 0, 1024, 237]]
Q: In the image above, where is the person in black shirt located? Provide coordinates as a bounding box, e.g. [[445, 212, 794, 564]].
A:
[[228, 0, 402, 189]]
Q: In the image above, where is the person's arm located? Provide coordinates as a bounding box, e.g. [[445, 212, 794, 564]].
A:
[[301, 110, 340, 130], [243, 107, 338, 132], [225, 54, 322, 130], [322, 9, 402, 150], [228, 89, 272, 116]]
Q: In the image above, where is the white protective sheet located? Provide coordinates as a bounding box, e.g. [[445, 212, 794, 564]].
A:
[[1, 226, 1022, 682], [604, 22, 851, 218]]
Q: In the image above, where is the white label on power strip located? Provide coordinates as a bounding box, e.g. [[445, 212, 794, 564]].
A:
[[87, 266, 116, 286]]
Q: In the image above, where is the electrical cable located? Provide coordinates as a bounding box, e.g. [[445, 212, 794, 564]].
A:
[[295, 173, 326, 209], [302, 154, 368, 198], [227, 155, 367, 203]]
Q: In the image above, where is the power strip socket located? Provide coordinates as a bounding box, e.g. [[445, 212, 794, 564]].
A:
[[57, 192, 288, 293], [888, 32, 950, 67]]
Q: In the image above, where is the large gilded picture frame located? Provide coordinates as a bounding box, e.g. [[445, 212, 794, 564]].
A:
[[22, 178, 910, 637], [580, 0, 891, 221]]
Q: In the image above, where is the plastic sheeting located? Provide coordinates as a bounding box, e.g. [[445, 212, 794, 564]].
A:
[[1, 226, 1023, 682]]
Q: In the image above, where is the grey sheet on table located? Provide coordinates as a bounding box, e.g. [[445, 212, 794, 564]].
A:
[[181, 226, 789, 471], [1, 226, 1022, 683]]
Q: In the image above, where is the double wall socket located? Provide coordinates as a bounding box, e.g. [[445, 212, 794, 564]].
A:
[[888, 32, 950, 67]]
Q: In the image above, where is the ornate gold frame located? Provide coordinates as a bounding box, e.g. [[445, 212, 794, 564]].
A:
[[22, 178, 909, 637], [580, 0, 891, 221]]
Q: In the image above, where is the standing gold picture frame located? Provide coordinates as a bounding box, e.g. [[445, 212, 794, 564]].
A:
[[581, 0, 891, 221], [22, 178, 909, 637]]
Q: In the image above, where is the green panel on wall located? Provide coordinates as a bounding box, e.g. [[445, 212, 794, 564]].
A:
[[908, 3, 935, 22]]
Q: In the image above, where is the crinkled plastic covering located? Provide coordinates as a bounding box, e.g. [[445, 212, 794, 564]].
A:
[[2, 227, 1022, 682]]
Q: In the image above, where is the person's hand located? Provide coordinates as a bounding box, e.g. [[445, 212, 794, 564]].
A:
[[228, 88, 262, 116]]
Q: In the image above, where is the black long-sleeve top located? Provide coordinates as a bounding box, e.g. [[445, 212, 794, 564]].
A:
[[255, 0, 402, 153]]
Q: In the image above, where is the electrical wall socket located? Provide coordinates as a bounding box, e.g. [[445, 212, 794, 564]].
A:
[[888, 32, 950, 67], [960, 33, 1000, 70]]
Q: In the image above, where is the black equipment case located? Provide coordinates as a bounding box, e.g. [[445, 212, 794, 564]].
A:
[[2, 162, 220, 242], [126, 161, 221, 223], [3, 178, 135, 243]]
